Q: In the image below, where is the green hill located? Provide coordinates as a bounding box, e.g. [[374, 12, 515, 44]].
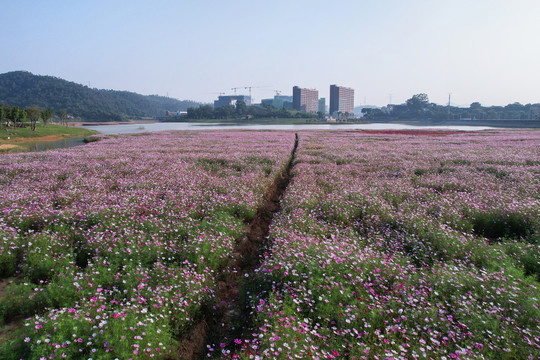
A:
[[0, 71, 201, 121]]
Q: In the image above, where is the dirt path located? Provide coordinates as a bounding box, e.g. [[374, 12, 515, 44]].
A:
[[176, 133, 299, 360]]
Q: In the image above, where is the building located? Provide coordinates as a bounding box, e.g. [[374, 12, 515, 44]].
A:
[[318, 98, 326, 114], [329, 85, 354, 116], [214, 95, 252, 108], [261, 95, 293, 110], [166, 111, 187, 116], [292, 86, 319, 113]]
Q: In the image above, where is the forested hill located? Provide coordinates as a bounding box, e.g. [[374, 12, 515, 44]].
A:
[[0, 71, 200, 121]]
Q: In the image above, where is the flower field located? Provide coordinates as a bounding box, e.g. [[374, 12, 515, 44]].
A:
[[0, 129, 539, 360], [0, 131, 294, 359], [235, 130, 540, 359]]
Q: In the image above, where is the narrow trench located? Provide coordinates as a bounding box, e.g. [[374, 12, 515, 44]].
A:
[[176, 133, 299, 359]]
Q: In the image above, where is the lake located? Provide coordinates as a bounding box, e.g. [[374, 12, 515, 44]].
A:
[[81, 122, 496, 134]]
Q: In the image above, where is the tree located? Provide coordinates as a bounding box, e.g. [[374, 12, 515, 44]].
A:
[[0, 105, 5, 128], [235, 100, 247, 116], [404, 93, 430, 119], [10, 106, 19, 127], [26, 106, 41, 131], [406, 93, 430, 112], [214, 105, 234, 119], [41, 108, 55, 127], [57, 109, 68, 126], [18, 110, 27, 127], [470, 102, 484, 120]]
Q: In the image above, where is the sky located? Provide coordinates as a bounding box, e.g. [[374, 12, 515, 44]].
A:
[[1, 0, 539, 107]]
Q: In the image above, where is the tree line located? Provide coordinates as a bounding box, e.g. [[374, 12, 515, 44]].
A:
[[0, 104, 68, 130], [176, 101, 320, 121], [362, 93, 540, 121]]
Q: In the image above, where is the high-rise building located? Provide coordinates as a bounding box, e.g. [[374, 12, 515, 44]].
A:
[[292, 86, 319, 113], [329, 85, 354, 116]]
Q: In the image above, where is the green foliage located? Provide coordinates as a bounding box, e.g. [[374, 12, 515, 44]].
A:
[[56, 109, 67, 125], [360, 92, 540, 121], [471, 211, 535, 242], [40, 108, 54, 127], [413, 167, 431, 176], [26, 106, 41, 131], [0, 122, 97, 140], [0, 71, 201, 121], [0, 282, 49, 324], [406, 93, 430, 113], [185, 103, 318, 121]]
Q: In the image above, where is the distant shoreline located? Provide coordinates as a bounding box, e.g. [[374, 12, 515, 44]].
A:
[[71, 118, 540, 129], [367, 118, 540, 129], [70, 119, 157, 126]]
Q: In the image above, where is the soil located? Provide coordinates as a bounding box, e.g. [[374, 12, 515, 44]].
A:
[[0, 278, 12, 299], [3, 135, 68, 143], [0, 144, 19, 150], [175, 133, 299, 360]]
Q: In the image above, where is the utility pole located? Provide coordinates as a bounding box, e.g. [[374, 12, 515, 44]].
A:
[[447, 93, 451, 120]]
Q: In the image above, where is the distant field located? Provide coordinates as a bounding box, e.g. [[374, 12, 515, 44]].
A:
[[0, 129, 538, 359]]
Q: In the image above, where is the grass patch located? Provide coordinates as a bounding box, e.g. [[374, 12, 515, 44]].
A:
[[0, 124, 98, 153], [471, 211, 535, 242], [476, 166, 509, 179], [0, 123, 97, 140]]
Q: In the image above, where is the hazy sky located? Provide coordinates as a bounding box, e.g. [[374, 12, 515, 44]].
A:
[[2, 0, 539, 107]]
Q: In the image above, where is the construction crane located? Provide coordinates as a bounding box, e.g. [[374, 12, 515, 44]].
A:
[[231, 87, 243, 95], [231, 85, 271, 103], [244, 86, 253, 99], [245, 85, 272, 103], [274, 90, 282, 98]]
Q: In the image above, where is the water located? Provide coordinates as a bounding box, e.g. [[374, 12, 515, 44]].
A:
[[26, 137, 88, 152], [81, 122, 495, 134], [9, 122, 499, 154]]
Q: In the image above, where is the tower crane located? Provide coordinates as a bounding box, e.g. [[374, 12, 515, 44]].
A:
[[230, 85, 271, 103], [231, 87, 243, 95]]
